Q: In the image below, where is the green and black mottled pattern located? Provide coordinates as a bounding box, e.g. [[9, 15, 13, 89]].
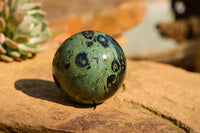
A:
[[52, 31, 126, 105]]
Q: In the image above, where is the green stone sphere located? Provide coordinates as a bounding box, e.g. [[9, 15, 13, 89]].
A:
[[52, 31, 126, 105]]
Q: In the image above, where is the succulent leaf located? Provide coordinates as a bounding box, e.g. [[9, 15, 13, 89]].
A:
[[14, 34, 29, 43], [27, 9, 46, 20], [5, 38, 18, 49], [4, 0, 9, 5], [18, 43, 40, 53], [9, 0, 17, 9], [0, 1, 3, 13], [0, 0, 50, 62], [28, 30, 51, 45], [7, 11, 25, 32], [15, 15, 34, 34], [30, 22, 42, 37], [20, 2, 41, 11], [0, 33, 5, 43], [0, 17, 5, 32], [8, 51, 21, 60], [0, 44, 6, 54], [4, 5, 9, 19], [0, 54, 13, 62]]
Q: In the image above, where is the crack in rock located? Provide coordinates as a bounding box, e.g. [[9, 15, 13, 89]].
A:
[[126, 100, 192, 133]]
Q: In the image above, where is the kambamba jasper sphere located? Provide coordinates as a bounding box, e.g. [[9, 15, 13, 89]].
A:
[[52, 31, 126, 105]]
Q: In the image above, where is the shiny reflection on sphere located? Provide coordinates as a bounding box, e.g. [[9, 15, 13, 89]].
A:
[[52, 31, 126, 105]]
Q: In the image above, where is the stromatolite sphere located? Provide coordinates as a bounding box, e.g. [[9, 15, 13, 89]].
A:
[[52, 31, 126, 105]]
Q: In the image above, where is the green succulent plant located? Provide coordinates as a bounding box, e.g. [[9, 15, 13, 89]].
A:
[[0, 0, 51, 62]]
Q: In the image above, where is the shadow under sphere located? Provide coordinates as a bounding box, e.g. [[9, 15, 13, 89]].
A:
[[15, 79, 95, 108]]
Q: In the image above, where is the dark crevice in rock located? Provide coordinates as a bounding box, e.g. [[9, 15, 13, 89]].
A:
[[127, 100, 192, 133]]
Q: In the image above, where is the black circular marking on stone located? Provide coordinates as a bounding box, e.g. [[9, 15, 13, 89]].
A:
[[106, 34, 127, 74], [75, 53, 89, 67], [97, 35, 109, 48], [119, 57, 126, 75], [106, 34, 122, 60], [53, 74, 61, 89], [86, 41, 93, 47], [87, 66, 91, 70], [107, 74, 116, 88], [81, 31, 95, 39], [65, 63, 70, 70], [111, 59, 120, 72]]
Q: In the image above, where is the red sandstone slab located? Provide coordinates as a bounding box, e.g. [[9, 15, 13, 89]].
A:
[[0, 44, 186, 133]]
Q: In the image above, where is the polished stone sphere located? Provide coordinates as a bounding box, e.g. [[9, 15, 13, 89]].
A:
[[52, 31, 126, 105]]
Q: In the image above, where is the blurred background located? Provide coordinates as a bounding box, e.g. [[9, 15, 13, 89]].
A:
[[37, 0, 200, 72]]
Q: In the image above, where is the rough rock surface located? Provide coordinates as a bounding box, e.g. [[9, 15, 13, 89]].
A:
[[0, 36, 200, 132], [36, 0, 146, 37]]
